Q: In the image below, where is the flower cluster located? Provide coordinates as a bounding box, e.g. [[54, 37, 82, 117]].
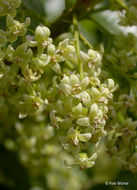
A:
[[0, 0, 21, 17], [0, 0, 116, 170], [104, 88, 137, 172], [118, 0, 137, 26], [49, 68, 115, 168], [104, 14, 137, 173]]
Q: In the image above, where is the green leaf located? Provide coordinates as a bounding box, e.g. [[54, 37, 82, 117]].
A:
[[23, 0, 45, 16], [91, 10, 137, 35], [79, 19, 99, 47], [91, 10, 122, 35], [44, 0, 65, 23], [65, 0, 77, 10]]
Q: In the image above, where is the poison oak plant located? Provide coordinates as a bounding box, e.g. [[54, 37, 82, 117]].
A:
[[0, 0, 137, 190]]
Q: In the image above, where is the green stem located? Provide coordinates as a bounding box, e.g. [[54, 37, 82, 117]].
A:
[[28, 28, 35, 34], [73, 15, 83, 79], [115, 0, 127, 9], [79, 33, 93, 49], [65, 61, 75, 70]]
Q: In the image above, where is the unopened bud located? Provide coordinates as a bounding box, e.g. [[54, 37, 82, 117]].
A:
[[91, 87, 100, 97], [88, 153, 97, 161], [76, 117, 90, 126], [70, 74, 79, 87], [73, 103, 82, 115], [47, 44, 56, 56], [79, 133, 91, 142], [58, 39, 69, 48], [65, 45, 75, 53], [88, 49, 101, 63], [81, 77, 89, 89], [80, 51, 90, 63], [59, 83, 72, 95], [35, 26, 50, 43], [0, 0, 21, 16], [80, 91, 91, 106], [102, 87, 109, 96], [61, 76, 70, 85], [97, 110, 103, 118], [51, 63, 61, 74], [107, 79, 115, 90], [90, 103, 98, 118]]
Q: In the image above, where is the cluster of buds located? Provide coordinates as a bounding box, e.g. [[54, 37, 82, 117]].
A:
[[46, 45, 116, 167], [0, 15, 30, 44], [104, 20, 137, 172], [119, 4, 137, 26], [106, 33, 137, 74], [12, 122, 86, 190], [0, 0, 116, 170], [105, 118, 137, 173], [0, 0, 21, 17]]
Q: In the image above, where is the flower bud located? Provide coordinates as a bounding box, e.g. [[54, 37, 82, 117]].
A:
[[0, 30, 7, 44], [50, 110, 59, 124], [88, 49, 101, 63], [79, 153, 88, 161], [73, 103, 82, 115], [88, 153, 97, 161], [0, 0, 21, 17], [65, 45, 75, 53], [58, 39, 69, 49], [88, 49, 96, 58], [5, 45, 14, 62], [97, 110, 103, 119], [68, 127, 76, 136], [70, 74, 79, 87], [78, 153, 95, 168], [61, 76, 70, 85], [51, 63, 61, 74], [35, 54, 51, 67], [76, 117, 90, 126], [91, 77, 100, 86], [103, 106, 108, 114], [23, 17, 31, 27], [15, 43, 26, 55], [6, 16, 30, 42], [107, 79, 115, 90], [15, 43, 32, 63], [102, 87, 109, 96], [79, 133, 91, 142], [47, 44, 56, 56], [90, 103, 98, 118], [91, 87, 100, 97], [58, 83, 72, 95], [81, 77, 89, 89], [19, 112, 27, 119], [80, 51, 90, 63], [80, 91, 91, 106], [35, 26, 50, 43]]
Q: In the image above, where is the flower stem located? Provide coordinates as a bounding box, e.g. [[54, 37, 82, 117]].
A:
[[73, 15, 83, 79], [79, 33, 93, 49]]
